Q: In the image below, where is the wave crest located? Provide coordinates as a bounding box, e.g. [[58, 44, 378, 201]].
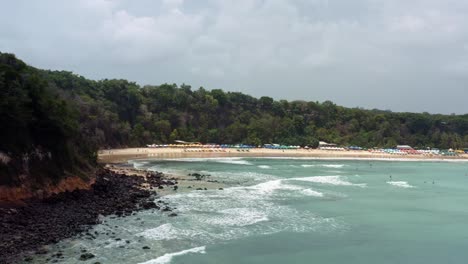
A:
[[387, 181, 415, 188], [138, 246, 206, 264], [290, 176, 366, 187]]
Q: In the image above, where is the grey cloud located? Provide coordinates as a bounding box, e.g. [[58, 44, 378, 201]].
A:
[[1, 0, 468, 114]]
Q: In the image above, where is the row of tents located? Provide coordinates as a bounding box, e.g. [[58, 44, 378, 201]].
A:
[[147, 143, 303, 149], [146, 143, 467, 154]]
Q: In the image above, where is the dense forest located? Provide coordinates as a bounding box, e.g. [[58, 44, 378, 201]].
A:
[[0, 53, 97, 186], [1, 52, 468, 186]]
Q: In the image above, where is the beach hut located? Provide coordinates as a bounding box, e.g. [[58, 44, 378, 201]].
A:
[[319, 141, 337, 148], [396, 145, 413, 151]]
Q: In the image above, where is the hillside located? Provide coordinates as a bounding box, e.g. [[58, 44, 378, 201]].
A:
[[0, 53, 95, 190], [1, 52, 468, 188]]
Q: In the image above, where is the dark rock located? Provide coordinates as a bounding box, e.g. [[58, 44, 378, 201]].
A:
[[141, 201, 158, 210], [0, 168, 174, 263], [168, 213, 178, 217], [79, 253, 95, 261], [36, 248, 48, 255]]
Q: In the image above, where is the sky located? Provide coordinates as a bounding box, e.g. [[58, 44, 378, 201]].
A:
[[1, 0, 468, 114]]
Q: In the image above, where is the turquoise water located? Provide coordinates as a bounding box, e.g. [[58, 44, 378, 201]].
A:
[[32, 158, 468, 264]]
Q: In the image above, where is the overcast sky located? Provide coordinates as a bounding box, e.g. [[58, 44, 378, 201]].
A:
[[1, 0, 468, 114]]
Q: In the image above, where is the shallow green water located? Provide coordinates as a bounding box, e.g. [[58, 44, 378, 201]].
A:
[[31, 158, 468, 264]]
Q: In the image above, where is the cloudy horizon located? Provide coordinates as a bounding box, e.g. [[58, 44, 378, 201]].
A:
[[1, 0, 468, 114]]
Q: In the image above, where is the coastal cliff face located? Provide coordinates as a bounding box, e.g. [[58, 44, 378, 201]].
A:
[[0, 148, 95, 202], [0, 53, 96, 199], [0, 174, 94, 203], [0, 169, 172, 263]]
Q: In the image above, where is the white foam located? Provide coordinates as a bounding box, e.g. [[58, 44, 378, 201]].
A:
[[206, 208, 269, 226], [322, 164, 345, 168], [290, 176, 366, 187], [214, 158, 252, 165], [165, 157, 252, 165], [249, 179, 303, 194], [301, 189, 324, 197], [198, 170, 276, 184], [258, 165, 271, 169], [257, 156, 468, 163], [140, 223, 202, 241], [301, 164, 345, 168], [387, 181, 415, 188], [132, 160, 151, 169], [138, 246, 206, 264]]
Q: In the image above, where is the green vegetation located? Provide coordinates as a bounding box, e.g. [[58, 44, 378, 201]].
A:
[[0, 53, 96, 186], [1, 52, 468, 186]]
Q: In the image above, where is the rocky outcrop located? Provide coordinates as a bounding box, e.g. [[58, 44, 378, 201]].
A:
[[0, 175, 94, 203], [0, 168, 174, 264]]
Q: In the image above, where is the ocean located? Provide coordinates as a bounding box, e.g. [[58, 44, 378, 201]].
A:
[[31, 158, 468, 263]]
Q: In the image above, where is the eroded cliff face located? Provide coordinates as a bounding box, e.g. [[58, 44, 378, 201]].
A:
[[0, 175, 95, 203], [0, 149, 94, 203]]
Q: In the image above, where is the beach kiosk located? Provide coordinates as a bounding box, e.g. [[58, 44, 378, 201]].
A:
[[319, 141, 337, 148]]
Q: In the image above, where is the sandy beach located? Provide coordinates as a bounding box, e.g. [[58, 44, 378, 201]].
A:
[[99, 147, 468, 164]]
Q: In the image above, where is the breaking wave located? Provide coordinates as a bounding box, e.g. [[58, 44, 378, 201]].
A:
[[290, 176, 366, 187], [138, 246, 206, 264], [164, 157, 252, 165], [387, 181, 415, 188]]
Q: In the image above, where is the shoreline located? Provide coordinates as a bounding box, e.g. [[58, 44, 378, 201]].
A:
[[107, 164, 226, 196], [0, 168, 180, 264], [99, 147, 468, 164], [0, 164, 225, 263]]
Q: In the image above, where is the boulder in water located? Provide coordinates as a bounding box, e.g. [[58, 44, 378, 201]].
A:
[[79, 253, 95, 261]]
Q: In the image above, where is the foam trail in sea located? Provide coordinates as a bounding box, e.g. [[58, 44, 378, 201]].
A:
[[322, 164, 346, 168], [155, 175, 339, 244], [301, 164, 345, 168], [139, 223, 203, 241], [258, 165, 271, 169], [387, 181, 415, 188], [164, 157, 252, 165], [301, 189, 325, 197], [290, 176, 366, 187], [138, 246, 206, 264], [206, 208, 269, 227], [248, 179, 303, 195]]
